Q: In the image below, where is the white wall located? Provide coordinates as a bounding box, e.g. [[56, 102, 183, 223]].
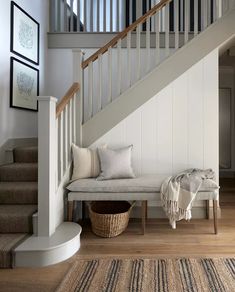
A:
[[92, 50, 219, 182], [0, 0, 49, 147]]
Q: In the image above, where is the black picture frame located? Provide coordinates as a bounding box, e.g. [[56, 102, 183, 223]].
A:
[[10, 57, 39, 112], [10, 1, 40, 65]]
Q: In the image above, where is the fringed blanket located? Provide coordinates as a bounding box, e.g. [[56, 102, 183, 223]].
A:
[[160, 169, 215, 229]]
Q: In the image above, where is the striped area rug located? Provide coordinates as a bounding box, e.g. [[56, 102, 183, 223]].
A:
[[56, 258, 235, 292]]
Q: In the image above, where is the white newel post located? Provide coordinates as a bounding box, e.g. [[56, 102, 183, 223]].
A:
[[73, 49, 84, 146], [38, 96, 57, 237]]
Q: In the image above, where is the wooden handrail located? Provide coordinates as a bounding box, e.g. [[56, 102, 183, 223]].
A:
[[56, 82, 80, 118], [82, 0, 171, 69]]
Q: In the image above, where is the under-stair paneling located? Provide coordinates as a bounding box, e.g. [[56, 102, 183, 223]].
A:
[[141, 98, 158, 175], [188, 61, 204, 169], [156, 86, 173, 176], [125, 109, 142, 176], [172, 73, 188, 174], [203, 50, 219, 173], [91, 50, 219, 183]]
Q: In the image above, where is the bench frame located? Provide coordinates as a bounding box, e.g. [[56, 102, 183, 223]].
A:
[[67, 193, 218, 235]]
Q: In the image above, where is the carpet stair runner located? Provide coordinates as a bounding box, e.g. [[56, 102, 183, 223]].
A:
[[0, 146, 38, 268]]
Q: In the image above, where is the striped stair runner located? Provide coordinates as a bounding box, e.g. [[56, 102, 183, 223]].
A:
[[0, 146, 38, 268]]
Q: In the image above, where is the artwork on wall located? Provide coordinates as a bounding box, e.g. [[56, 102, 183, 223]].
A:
[[10, 1, 40, 65], [10, 57, 39, 111]]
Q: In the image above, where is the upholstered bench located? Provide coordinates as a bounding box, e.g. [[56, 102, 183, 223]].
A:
[[67, 175, 219, 234]]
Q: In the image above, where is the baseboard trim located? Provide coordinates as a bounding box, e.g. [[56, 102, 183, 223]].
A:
[[14, 222, 81, 268]]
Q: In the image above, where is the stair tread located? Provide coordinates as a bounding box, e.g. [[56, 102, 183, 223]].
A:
[[0, 182, 38, 204], [0, 233, 28, 268], [13, 146, 38, 163], [0, 163, 38, 182], [0, 181, 38, 190], [0, 204, 38, 216], [0, 205, 37, 233], [0, 162, 38, 168]]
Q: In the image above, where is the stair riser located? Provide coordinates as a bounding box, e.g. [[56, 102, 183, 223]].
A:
[[14, 148, 38, 163], [0, 166, 38, 182], [0, 192, 37, 205], [0, 217, 33, 233]]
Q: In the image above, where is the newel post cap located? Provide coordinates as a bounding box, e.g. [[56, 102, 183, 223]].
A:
[[37, 96, 58, 103]]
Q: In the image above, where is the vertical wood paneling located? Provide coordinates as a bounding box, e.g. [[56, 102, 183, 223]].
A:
[[141, 98, 157, 174], [125, 109, 142, 175], [203, 50, 219, 179], [91, 52, 219, 179], [172, 73, 188, 173], [188, 61, 204, 169], [157, 86, 173, 175]]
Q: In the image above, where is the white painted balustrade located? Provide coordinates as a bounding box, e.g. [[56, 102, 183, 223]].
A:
[[81, 0, 231, 122], [50, 0, 229, 34], [37, 51, 83, 237]]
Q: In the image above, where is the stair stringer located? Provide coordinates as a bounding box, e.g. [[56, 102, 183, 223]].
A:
[[82, 8, 235, 146]]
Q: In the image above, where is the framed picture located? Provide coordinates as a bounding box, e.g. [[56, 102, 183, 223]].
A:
[[10, 57, 39, 111], [10, 1, 40, 65]]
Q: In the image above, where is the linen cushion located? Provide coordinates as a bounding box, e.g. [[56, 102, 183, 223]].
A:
[[97, 145, 135, 180], [67, 175, 219, 193], [71, 144, 101, 180]]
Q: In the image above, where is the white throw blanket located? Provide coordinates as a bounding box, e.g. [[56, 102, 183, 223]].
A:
[[160, 169, 215, 229]]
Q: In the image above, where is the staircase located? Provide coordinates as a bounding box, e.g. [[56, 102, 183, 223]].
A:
[[12, 0, 234, 267], [0, 146, 38, 268], [75, 1, 235, 145]]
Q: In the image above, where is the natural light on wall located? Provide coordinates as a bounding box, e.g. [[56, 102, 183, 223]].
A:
[[66, 0, 124, 32]]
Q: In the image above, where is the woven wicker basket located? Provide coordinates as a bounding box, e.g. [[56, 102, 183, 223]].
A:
[[88, 201, 135, 238]]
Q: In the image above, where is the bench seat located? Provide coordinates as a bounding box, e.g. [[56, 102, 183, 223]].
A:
[[67, 174, 218, 194], [67, 175, 219, 234]]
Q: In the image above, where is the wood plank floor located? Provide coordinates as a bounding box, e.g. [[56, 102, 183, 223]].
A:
[[0, 182, 235, 292], [0, 207, 235, 292]]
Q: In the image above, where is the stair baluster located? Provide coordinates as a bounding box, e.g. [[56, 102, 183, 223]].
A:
[[194, 0, 198, 36], [165, 2, 170, 56], [184, 0, 189, 43]]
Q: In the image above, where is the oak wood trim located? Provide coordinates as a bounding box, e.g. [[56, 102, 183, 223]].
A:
[[56, 82, 80, 118], [82, 0, 171, 69], [213, 200, 218, 234], [141, 201, 147, 235]]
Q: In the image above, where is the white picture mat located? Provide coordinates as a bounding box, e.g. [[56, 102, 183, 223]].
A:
[[13, 6, 38, 63], [12, 60, 38, 110]]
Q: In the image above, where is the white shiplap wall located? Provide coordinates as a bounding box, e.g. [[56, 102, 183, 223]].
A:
[[92, 50, 219, 181]]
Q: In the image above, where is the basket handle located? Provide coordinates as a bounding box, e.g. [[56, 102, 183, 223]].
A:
[[129, 201, 136, 211], [86, 202, 92, 212]]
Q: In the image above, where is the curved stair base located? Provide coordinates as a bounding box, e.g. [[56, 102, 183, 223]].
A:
[[14, 222, 82, 267]]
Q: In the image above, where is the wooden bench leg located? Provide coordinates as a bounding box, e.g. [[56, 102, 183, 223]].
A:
[[67, 200, 74, 222], [206, 200, 210, 219], [145, 201, 148, 219], [141, 201, 147, 235], [213, 200, 218, 234]]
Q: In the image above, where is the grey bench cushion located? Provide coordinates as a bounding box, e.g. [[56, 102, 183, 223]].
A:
[[67, 174, 219, 193]]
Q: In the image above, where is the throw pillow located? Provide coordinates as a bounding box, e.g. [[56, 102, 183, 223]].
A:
[[97, 145, 135, 180], [71, 144, 103, 180]]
